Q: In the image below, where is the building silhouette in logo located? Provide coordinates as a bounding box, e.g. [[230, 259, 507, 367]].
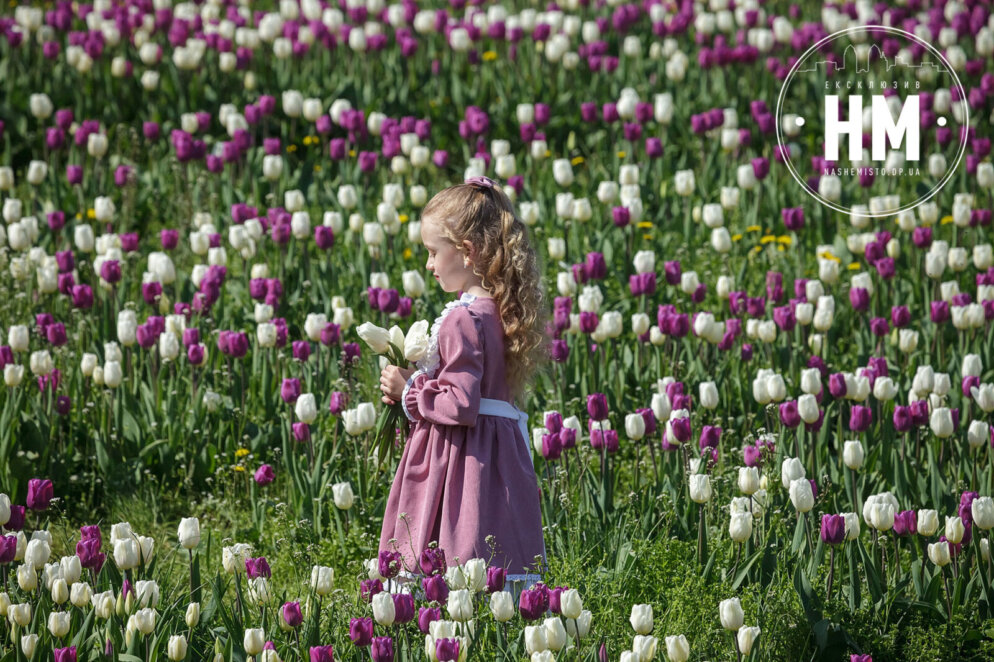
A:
[[796, 43, 944, 76]]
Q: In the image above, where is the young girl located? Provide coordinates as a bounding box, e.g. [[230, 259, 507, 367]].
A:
[[378, 175, 548, 599]]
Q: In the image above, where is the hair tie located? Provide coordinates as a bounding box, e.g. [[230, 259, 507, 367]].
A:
[[464, 175, 497, 189]]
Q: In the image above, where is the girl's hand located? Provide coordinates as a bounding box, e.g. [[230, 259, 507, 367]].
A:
[[380, 365, 415, 405]]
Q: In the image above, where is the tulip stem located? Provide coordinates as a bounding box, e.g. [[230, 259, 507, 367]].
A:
[[972, 452, 978, 492], [647, 436, 659, 485], [697, 504, 705, 566], [188, 548, 195, 603], [234, 572, 245, 629], [942, 570, 952, 619], [826, 546, 835, 601]]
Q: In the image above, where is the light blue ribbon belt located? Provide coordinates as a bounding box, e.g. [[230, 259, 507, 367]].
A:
[[478, 397, 533, 468]]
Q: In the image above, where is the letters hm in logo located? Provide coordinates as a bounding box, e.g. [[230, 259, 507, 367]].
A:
[[823, 95, 920, 162]]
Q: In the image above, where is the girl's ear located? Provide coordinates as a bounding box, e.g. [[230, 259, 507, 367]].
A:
[[462, 239, 477, 261]]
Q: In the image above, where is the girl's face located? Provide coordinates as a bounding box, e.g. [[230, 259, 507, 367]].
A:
[[421, 216, 469, 293]]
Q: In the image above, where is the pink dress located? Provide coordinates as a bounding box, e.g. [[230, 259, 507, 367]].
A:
[[379, 292, 547, 587]]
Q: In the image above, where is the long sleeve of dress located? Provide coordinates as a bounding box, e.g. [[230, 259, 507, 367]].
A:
[[403, 306, 484, 427]]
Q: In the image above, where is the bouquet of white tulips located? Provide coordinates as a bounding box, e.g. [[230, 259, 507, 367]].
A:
[[356, 319, 429, 465]]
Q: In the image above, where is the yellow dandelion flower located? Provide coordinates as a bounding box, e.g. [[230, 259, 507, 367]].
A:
[[745, 225, 761, 232], [617, 151, 627, 158], [349, 150, 357, 157], [234, 466, 245, 472], [75, 213, 82, 220], [940, 215, 954, 225], [777, 235, 792, 245], [571, 156, 584, 166], [314, 165, 322, 172], [482, 50, 497, 61], [752, 245, 763, 254], [637, 221, 653, 229], [642, 234, 653, 240], [302, 136, 311, 146], [848, 262, 862, 270], [819, 251, 841, 263], [544, 150, 552, 158], [760, 235, 776, 245], [87, 208, 96, 219], [732, 233, 743, 242], [778, 245, 785, 252], [403, 248, 413, 260], [287, 144, 297, 153], [399, 214, 409, 223], [235, 448, 249, 458]]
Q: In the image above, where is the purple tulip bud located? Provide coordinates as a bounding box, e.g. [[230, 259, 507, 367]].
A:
[[645, 137, 664, 158], [254, 464, 275, 486], [392, 592, 415, 624], [370, 637, 393, 662], [378, 549, 403, 579], [849, 405, 872, 432], [893, 510, 917, 536], [349, 617, 375, 647], [378, 289, 400, 314], [5, 505, 25, 531], [911, 225, 932, 248], [315, 226, 335, 249], [418, 607, 441, 634], [281, 378, 301, 404], [781, 206, 805, 230], [342, 342, 361, 363], [245, 557, 272, 579], [143, 122, 160, 141], [160, 229, 179, 250], [66, 164, 83, 185], [292, 340, 311, 362], [359, 579, 383, 603], [930, 300, 950, 324], [292, 422, 310, 442], [185, 343, 204, 365], [485, 566, 506, 593], [99, 260, 122, 284], [309, 646, 334, 662], [282, 601, 303, 628], [27, 478, 54, 511], [820, 514, 845, 545], [890, 305, 910, 327], [849, 287, 870, 311], [910, 400, 929, 427], [518, 585, 549, 620], [751, 157, 770, 179], [435, 638, 460, 662], [422, 574, 449, 603], [828, 373, 847, 398], [691, 427, 718, 456], [586, 393, 608, 421], [663, 260, 681, 286]]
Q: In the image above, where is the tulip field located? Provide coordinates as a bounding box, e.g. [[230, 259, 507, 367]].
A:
[[4, 0, 994, 660]]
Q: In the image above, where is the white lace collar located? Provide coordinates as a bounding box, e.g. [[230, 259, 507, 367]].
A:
[[416, 292, 477, 378]]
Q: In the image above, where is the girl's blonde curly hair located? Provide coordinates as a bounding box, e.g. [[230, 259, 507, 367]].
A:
[[421, 182, 549, 404]]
